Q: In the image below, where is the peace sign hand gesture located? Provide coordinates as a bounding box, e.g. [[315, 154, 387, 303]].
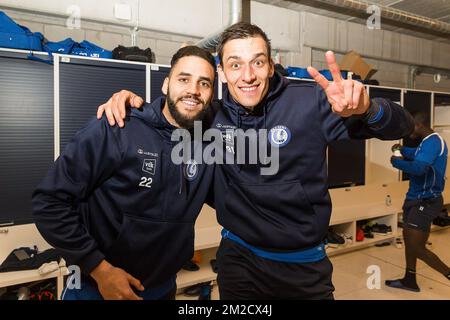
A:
[[307, 51, 370, 118]]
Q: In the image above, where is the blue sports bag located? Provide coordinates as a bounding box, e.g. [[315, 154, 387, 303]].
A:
[[70, 40, 112, 59], [42, 37, 77, 54], [0, 11, 43, 51]]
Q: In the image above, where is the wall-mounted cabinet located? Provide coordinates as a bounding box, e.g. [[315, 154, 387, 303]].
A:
[[402, 90, 432, 148], [149, 64, 170, 102], [402, 90, 432, 181], [58, 56, 147, 152], [434, 92, 450, 127], [328, 139, 366, 189], [366, 86, 403, 184], [0, 51, 54, 225]]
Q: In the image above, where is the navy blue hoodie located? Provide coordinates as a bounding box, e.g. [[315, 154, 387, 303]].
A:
[[32, 96, 214, 288], [213, 72, 414, 252]]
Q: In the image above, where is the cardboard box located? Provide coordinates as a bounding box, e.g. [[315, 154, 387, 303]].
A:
[[339, 50, 377, 80]]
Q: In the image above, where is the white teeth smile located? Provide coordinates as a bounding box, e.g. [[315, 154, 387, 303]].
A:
[[241, 86, 258, 92], [182, 100, 199, 106]]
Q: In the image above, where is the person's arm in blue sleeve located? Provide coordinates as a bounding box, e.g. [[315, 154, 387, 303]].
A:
[[31, 117, 124, 275], [400, 146, 417, 160], [392, 138, 441, 176], [318, 85, 415, 143], [391, 158, 429, 176]]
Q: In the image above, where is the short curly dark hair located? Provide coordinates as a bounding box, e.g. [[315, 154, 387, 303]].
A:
[[170, 45, 216, 73], [217, 22, 271, 66]]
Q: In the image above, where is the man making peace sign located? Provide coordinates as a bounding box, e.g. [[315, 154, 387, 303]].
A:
[[307, 51, 370, 117], [98, 22, 414, 299]]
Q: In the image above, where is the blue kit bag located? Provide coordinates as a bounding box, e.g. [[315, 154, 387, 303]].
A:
[[287, 66, 348, 81], [1, 11, 113, 62], [43, 38, 77, 54], [71, 40, 112, 59], [0, 11, 44, 51]]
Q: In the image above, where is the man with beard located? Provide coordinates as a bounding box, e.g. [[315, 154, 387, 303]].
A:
[[31, 46, 217, 300]]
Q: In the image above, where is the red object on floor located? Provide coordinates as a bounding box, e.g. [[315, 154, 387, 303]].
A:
[[356, 228, 365, 242]]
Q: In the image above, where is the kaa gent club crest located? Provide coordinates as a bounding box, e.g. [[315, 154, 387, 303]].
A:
[[268, 125, 291, 147], [184, 159, 198, 181]]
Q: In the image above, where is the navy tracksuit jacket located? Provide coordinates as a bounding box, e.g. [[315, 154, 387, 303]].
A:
[[32, 96, 214, 288], [213, 72, 414, 252]]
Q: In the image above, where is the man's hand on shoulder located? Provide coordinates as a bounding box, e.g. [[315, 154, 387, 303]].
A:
[[97, 90, 144, 127]]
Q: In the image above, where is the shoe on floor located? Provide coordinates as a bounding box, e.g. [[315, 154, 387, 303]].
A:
[[183, 283, 201, 296], [375, 241, 391, 247], [182, 260, 200, 272], [338, 233, 353, 245], [327, 229, 345, 245], [183, 281, 211, 296], [385, 279, 420, 292], [371, 223, 392, 234]]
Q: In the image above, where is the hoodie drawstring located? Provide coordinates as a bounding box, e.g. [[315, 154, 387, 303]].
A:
[[178, 164, 183, 195], [237, 110, 242, 130], [263, 104, 267, 131], [237, 111, 243, 172]]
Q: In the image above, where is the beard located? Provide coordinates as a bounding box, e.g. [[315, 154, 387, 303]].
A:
[[166, 89, 209, 129]]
